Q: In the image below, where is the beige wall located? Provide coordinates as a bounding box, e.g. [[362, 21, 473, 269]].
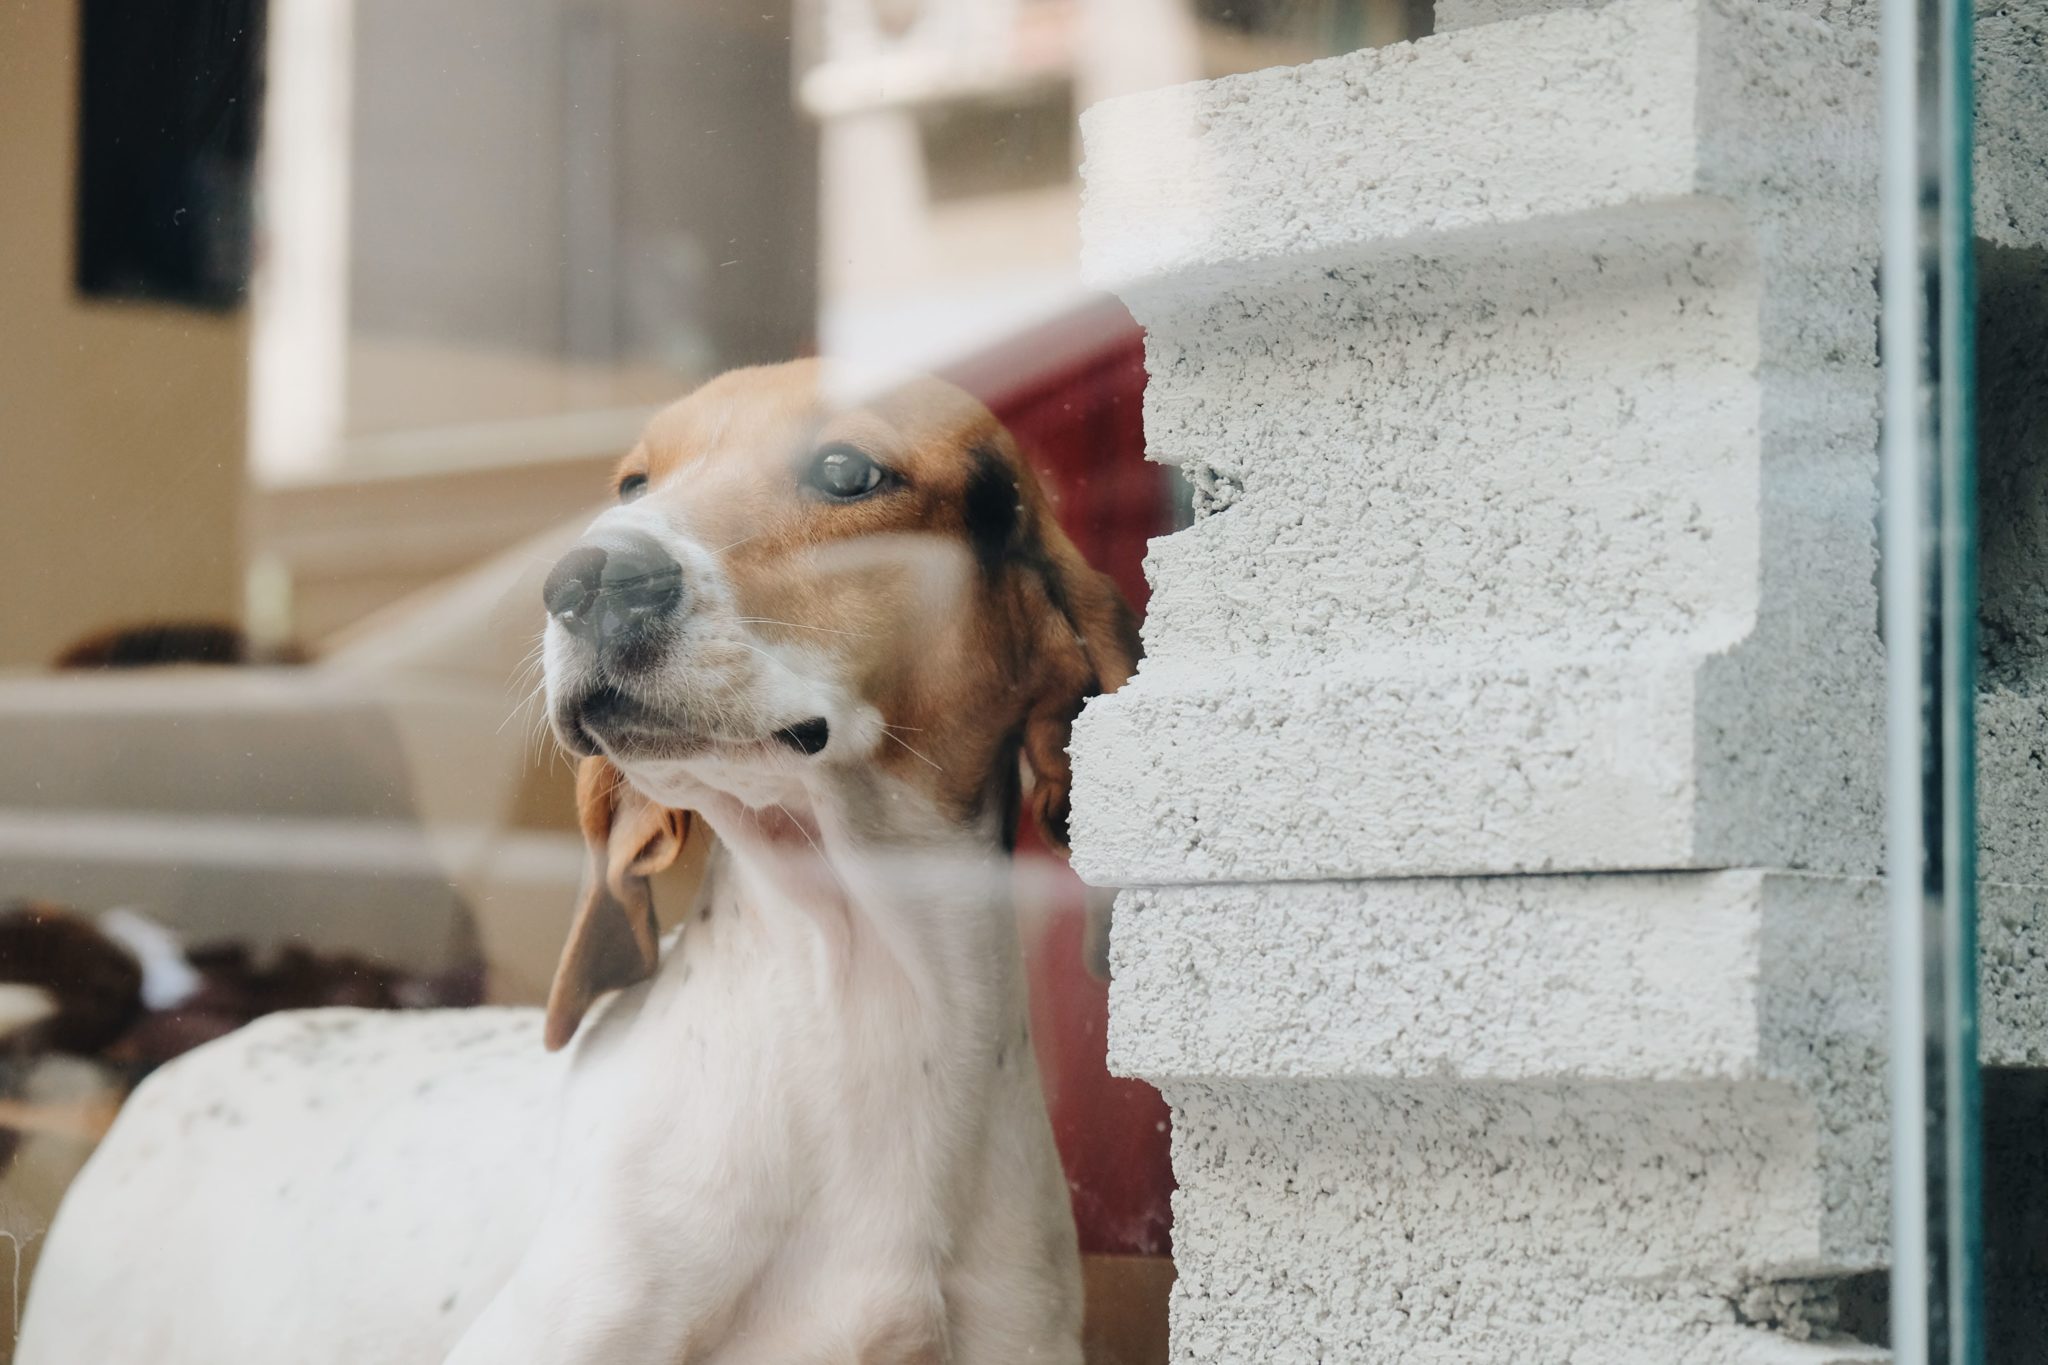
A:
[[0, 0, 246, 669]]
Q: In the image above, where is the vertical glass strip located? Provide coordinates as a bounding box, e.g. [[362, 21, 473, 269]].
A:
[[1881, 0, 1981, 1351]]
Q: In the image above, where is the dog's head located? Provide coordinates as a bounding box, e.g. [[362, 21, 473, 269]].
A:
[[540, 361, 1140, 1047]]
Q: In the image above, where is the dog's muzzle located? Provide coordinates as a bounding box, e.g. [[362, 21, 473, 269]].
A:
[[543, 529, 833, 762]]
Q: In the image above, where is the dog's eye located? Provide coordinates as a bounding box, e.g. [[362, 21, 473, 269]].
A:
[[617, 473, 649, 503], [807, 445, 889, 501]]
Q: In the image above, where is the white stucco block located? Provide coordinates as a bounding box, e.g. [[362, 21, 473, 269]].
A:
[[1976, 0, 2048, 248], [1161, 1077, 1890, 1362], [1430, 0, 1868, 28], [1110, 872, 1786, 1084], [1080, 0, 1876, 295], [1428, 0, 2046, 253], [1127, 211, 1770, 668], [1065, 211, 1896, 881], [1064, 199, 1888, 883], [1112, 871, 2047, 1279], [1433, 0, 1578, 26], [1073, 654, 1705, 885], [1072, 0, 2048, 885], [1070, 0, 1891, 884]]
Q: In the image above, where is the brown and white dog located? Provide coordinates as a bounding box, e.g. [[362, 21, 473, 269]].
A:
[[17, 361, 1140, 1364]]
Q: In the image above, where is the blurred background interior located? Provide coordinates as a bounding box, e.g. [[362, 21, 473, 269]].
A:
[[0, 1, 1427, 1357]]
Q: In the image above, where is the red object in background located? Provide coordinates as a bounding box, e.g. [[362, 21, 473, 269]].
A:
[[947, 300, 1176, 1258]]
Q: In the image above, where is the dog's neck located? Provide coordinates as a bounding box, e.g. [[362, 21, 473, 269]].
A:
[[677, 767, 1029, 1059]]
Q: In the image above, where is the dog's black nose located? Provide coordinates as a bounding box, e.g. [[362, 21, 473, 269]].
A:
[[543, 531, 685, 649]]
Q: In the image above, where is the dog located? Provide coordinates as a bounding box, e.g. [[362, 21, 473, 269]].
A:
[[16, 361, 1141, 1364]]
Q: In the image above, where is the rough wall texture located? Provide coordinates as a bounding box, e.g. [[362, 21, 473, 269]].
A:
[[1074, 0, 2048, 885], [1071, 0, 2048, 1358], [1075, 0, 1898, 883]]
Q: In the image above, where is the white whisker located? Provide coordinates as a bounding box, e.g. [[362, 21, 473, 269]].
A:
[[882, 729, 944, 773], [707, 530, 761, 556], [727, 638, 802, 681], [733, 617, 871, 639], [497, 682, 544, 737]]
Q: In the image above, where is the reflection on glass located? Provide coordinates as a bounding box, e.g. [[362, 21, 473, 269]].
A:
[[1879, 0, 1982, 1351]]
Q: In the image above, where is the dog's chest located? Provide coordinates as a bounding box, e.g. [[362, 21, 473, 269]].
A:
[[566, 885, 1035, 1308], [583, 899, 992, 1178]]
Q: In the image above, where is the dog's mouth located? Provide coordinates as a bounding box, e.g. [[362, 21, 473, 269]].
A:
[[551, 683, 640, 758], [554, 686, 830, 762]]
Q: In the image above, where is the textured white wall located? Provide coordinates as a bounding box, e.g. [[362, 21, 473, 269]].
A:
[[1071, 0, 2048, 1357], [1076, 0, 1892, 884]]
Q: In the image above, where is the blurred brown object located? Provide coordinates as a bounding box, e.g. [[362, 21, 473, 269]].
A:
[[0, 901, 483, 1182], [1081, 1254, 1174, 1365], [53, 620, 306, 668], [0, 1094, 120, 1143], [0, 903, 145, 1178], [0, 898, 483, 1075], [109, 942, 484, 1072], [0, 902, 143, 1055]]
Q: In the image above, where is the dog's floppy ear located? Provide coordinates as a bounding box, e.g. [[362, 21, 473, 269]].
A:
[[544, 756, 689, 1051], [1018, 524, 1143, 851]]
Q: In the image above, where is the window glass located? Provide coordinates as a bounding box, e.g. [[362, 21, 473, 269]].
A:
[[2, 0, 2039, 1361]]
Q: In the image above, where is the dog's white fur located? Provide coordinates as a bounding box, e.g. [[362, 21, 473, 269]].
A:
[[17, 371, 1090, 1364]]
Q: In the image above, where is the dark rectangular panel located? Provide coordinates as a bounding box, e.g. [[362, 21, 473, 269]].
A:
[[75, 0, 266, 308]]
